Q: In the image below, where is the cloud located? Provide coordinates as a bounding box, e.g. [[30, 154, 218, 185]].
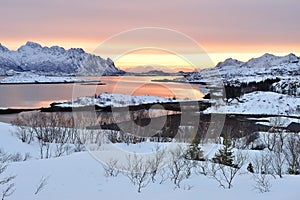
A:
[[0, 0, 299, 55]]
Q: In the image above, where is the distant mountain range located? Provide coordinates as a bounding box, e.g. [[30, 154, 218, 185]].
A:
[[185, 53, 300, 97], [187, 53, 300, 84], [0, 41, 123, 76]]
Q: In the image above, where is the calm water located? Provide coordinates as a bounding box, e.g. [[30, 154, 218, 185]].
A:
[[0, 76, 203, 109]]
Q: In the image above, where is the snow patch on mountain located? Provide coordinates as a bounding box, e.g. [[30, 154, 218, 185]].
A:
[[0, 41, 121, 76]]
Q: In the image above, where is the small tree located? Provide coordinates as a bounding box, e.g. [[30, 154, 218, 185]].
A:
[[185, 138, 204, 161], [213, 134, 235, 167], [247, 163, 254, 173]]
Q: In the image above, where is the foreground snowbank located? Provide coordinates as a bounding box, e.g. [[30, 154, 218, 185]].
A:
[[0, 122, 300, 199], [5, 151, 299, 200]]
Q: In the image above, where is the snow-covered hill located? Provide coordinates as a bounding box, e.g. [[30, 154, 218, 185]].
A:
[[204, 91, 300, 116], [186, 53, 300, 87], [0, 42, 122, 76]]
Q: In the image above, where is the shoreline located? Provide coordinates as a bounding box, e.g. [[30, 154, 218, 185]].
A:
[[0, 80, 104, 85]]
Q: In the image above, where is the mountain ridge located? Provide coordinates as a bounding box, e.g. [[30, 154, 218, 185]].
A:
[[215, 53, 299, 69], [185, 53, 300, 88], [0, 41, 122, 76]]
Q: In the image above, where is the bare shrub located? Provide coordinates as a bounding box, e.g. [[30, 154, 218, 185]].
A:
[[284, 133, 300, 174], [168, 145, 194, 188], [12, 112, 88, 159], [252, 152, 274, 176], [252, 173, 272, 193], [148, 145, 166, 183], [250, 151, 275, 192], [11, 117, 34, 144], [157, 168, 169, 184], [0, 150, 15, 200], [195, 158, 209, 176], [103, 159, 120, 177], [34, 176, 49, 195], [271, 149, 285, 178], [208, 151, 246, 189], [122, 154, 151, 193]]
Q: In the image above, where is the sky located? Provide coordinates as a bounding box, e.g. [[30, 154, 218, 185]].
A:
[[1, 0, 300, 71]]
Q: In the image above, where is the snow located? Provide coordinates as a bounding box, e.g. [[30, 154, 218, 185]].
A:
[[272, 78, 300, 97], [6, 153, 300, 200], [57, 93, 181, 108], [0, 72, 89, 84], [0, 122, 299, 199], [255, 116, 300, 127], [205, 91, 300, 116], [185, 53, 300, 87], [0, 41, 120, 76]]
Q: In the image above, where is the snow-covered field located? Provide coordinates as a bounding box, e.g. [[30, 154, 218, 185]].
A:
[[0, 73, 89, 84], [57, 93, 181, 108], [1, 122, 300, 200], [205, 91, 300, 116]]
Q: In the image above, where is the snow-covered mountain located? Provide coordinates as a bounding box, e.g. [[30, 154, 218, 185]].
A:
[[215, 58, 244, 68], [186, 53, 300, 87], [0, 41, 122, 76]]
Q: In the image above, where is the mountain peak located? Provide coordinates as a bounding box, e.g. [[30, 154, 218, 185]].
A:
[[216, 58, 244, 68], [24, 41, 43, 49], [261, 53, 275, 58], [17, 41, 43, 52], [68, 48, 85, 54], [0, 43, 9, 52]]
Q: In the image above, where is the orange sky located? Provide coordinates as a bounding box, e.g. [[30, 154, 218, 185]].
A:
[[1, 0, 300, 71]]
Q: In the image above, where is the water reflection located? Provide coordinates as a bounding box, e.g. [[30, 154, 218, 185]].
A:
[[0, 76, 203, 109]]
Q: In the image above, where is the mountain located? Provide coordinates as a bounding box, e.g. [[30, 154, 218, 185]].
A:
[[215, 58, 244, 68], [186, 53, 300, 86], [182, 53, 300, 101], [0, 41, 122, 76], [241, 53, 299, 68]]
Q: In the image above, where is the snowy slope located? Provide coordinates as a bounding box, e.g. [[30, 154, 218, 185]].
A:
[[0, 42, 121, 76], [205, 91, 300, 116]]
